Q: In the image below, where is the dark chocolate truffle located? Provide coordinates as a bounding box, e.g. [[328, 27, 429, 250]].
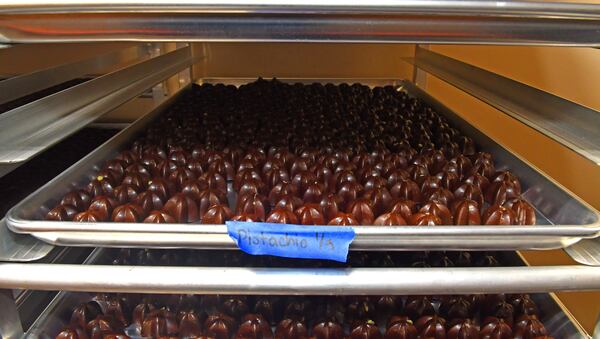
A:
[[482, 205, 516, 225], [266, 208, 299, 224], [275, 318, 309, 339], [480, 317, 512, 339], [164, 193, 199, 223], [312, 321, 344, 339], [504, 198, 536, 225], [374, 212, 407, 226], [409, 212, 443, 226], [328, 213, 359, 226], [46, 204, 78, 221], [419, 201, 453, 225], [346, 198, 375, 225], [141, 308, 178, 338], [447, 318, 479, 339], [349, 321, 382, 339], [295, 204, 326, 225], [111, 203, 145, 223], [384, 318, 417, 339], [73, 210, 106, 222], [61, 190, 92, 211], [452, 199, 481, 225], [403, 296, 435, 320], [202, 204, 233, 224], [390, 179, 421, 203], [415, 315, 446, 339]]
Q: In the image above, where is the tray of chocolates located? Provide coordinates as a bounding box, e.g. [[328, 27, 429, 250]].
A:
[[27, 250, 587, 338], [6, 79, 600, 251]]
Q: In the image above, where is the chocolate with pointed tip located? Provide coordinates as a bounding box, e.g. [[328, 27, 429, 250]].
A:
[[164, 193, 199, 223]]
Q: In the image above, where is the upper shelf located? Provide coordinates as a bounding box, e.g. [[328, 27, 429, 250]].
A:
[[2, 1, 600, 45]]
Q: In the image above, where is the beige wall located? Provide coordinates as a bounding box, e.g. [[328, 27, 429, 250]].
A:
[[425, 45, 600, 334], [191, 42, 415, 81]]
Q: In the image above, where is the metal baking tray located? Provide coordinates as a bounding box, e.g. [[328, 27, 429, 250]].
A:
[[22, 248, 590, 339], [5, 79, 600, 251]]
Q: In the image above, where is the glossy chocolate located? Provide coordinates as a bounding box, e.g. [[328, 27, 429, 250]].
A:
[[346, 199, 375, 225], [73, 210, 106, 222], [384, 318, 417, 339], [312, 321, 344, 339], [452, 199, 481, 225], [295, 204, 326, 225], [46, 204, 78, 221], [141, 308, 178, 338], [202, 204, 233, 224], [504, 198, 536, 225], [482, 205, 516, 225], [164, 193, 199, 223], [415, 315, 446, 339], [275, 318, 309, 339], [419, 201, 453, 225], [143, 210, 176, 223], [389, 179, 421, 203], [111, 203, 146, 223], [374, 212, 407, 226], [328, 213, 359, 226], [266, 208, 299, 224]]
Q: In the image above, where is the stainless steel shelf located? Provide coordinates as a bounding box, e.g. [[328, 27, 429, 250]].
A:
[[405, 47, 600, 166], [0, 45, 194, 178], [0, 263, 599, 295], [1, 1, 600, 45]]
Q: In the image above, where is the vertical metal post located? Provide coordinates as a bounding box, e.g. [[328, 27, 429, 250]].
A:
[[412, 44, 428, 89], [0, 289, 23, 338]]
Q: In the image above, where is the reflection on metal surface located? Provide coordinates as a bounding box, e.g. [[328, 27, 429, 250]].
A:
[[0, 46, 194, 171], [0, 289, 23, 338], [566, 238, 600, 267], [0, 44, 143, 106], [405, 47, 600, 165], [1, 1, 600, 45], [0, 218, 53, 262], [0, 263, 600, 294], [5, 78, 600, 251]]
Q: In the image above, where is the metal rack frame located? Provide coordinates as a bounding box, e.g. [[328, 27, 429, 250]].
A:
[[1, 1, 600, 337]]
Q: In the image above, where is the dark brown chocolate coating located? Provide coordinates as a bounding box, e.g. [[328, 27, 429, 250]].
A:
[[132, 302, 156, 326], [70, 302, 103, 329], [111, 184, 140, 205], [275, 318, 308, 339], [111, 203, 145, 223], [74, 210, 106, 222], [237, 193, 269, 222], [198, 189, 228, 218], [485, 181, 520, 205], [349, 321, 382, 339], [390, 179, 421, 203], [346, 198, 375, 225], [363, 187, 393, 216], [135, 191, 164, 214], [514, 316, 547, 339], [201, 171, 228, 194], [419, 201, 453, 225], [46, 204, 78, 221], [205, 313, 237, 339], [312, 321, 344, 339], [320, 194, 341, 223], [147, 177, 177, 201], [504, 198, 536, 225], [409, 212, 443, 226], [86, 315, 117, 339], [181, 180, 209, 201], [415, 315, 446, 339], [239, 179, 268, 198], [121, 172, 148, 191], [268, 182, 299, 206], [273, 195, 304, 213], [403, 296, 435, 320], [141, 308, 178, 338], [384, 318, 417, 339], [55, 327, 89, 339], [202, 204, 233, 224], [337, 182, 364, 211], [235, 314, 274, 339], [143, 210, 176, 223], [508, 294, 539, 317], [179, 310, 204, 338], [452, 199, 481, 225], [389, 199, 417, 220], [303, 181, 326, 204], [164, 193, 199, 223], [374, 212, 407, 226], [60, 190, 92, 211], [266, 208, 299, 224], [447, 318, 479, 339], [482, 205, 516, 225], [453, 183, 483, 207], [232, 213, 261, 222], [480, 317, 512, 339], [439, 296, 472, 321], [328, 213, 359, 226], [295, 204, 326, 225]]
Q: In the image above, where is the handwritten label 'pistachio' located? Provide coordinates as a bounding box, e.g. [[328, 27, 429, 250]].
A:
[[226, 221, 355, 262]]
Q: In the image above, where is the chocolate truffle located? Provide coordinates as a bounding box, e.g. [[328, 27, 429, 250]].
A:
[[112, 203, 145, 223], [384, 318, 417, 339], [349, 321, 382, 339], [208, 158, 235, 180], [453, 183, 483, 207], [132, 302, 156, 326], [320, 194, 341, 223], [415, 315, 446, 339], [292, 171, 317, 195], [61, 190, 92, 211], [111, 184, 140, 205], [437, 170, 460, 192], [295, 204, 326, 225], [480, 317, 512, 339], [141, 308, 178, 338], [374, 212, 407, 226], [408, 164, 429, 185], [403, 296, 435, 320], [70, 302, 103, 329], [181, 179, 209, 201], [274, 195, 304, 213], [157, 159, 179, 178], [205, 313, 237, 339], [390, 179, 421, 203], [439, 296, 472, 321], [303, 181, 326, 204], [201, 171, 228, 194], [508, 294, 539, 317], [198, 189, 228, 218], [346, 199, 375, 225], [266, 208, 299, 224], [55, 327, 88, 339], [235, 314, 274, 339], [463, 173, 490, 192], [337, 182, 365, 211], [86, 178, 105, 197], [275, 318, 309, 339], [147, 177, 177, 201], [179, 310, 204, 338], [504, 198, 536, 225], [485, 181, 520, 205], [389, 199, 417, 220], [409, 212, 443, 226], [514, 316, 547, 339], [88, 195, 119, 220], [425, 187, 454, 206], [202, 204, 233, 224], [263, 168, 291, 190], [73, 210, 106, 222], [363, 187, 393, 216], [420, 175, 441, 194], [269, 181, 300, 206], [46, 204, 78, 221], [237, 193, 269, 222], [447, 319, 479, 339], [312, 321, 344, 339], [135, 191, 164, 213], [419, 202, 453, 225], [164, 193, 199, 223], [452, 199, 481, 225], [482, 205, 516, 225], [448, 155, 473, 179], [86, 315, 118, 339], [121, 172, 148, 191], [328, 213, 359, 226], [169, 167, 197, 190], [143, 210, 176, 223]]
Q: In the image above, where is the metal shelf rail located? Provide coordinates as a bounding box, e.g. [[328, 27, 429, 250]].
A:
[[0, 45, 195, 178], [1, 1, 600, 46]]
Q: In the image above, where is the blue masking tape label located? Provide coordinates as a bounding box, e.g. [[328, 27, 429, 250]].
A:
[[226, 221, 355, 263]]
